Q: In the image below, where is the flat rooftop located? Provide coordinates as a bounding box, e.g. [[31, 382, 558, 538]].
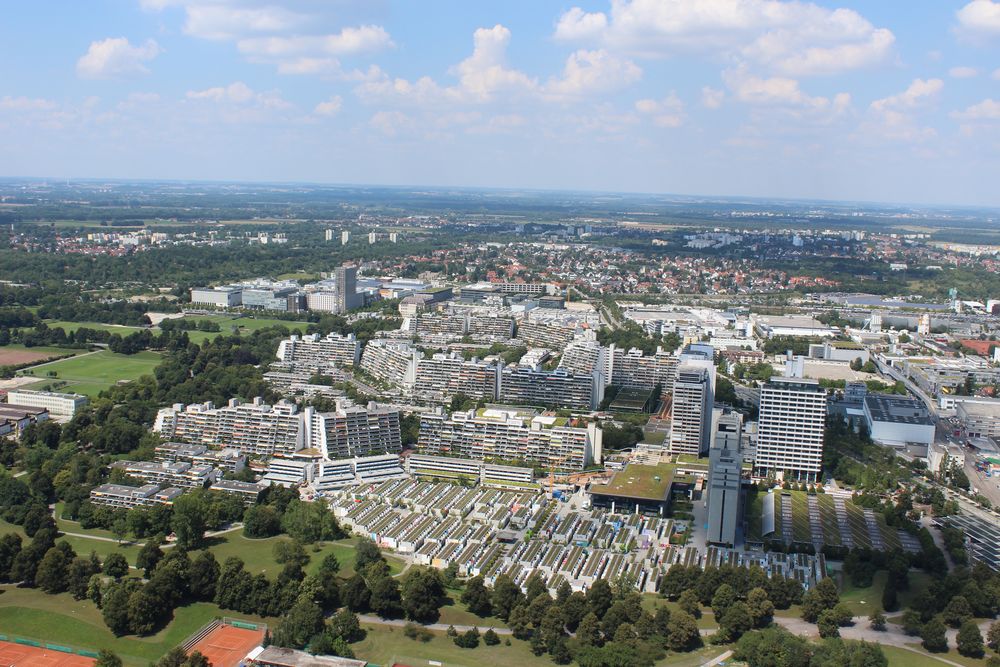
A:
[[864, 394, 932, 425], [958, 400, 1000, 417], [609, 386, 655, 411], [590, 463, 674, 502]]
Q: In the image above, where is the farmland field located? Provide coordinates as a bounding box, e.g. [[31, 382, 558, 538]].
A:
[[0, 344, 77, 367]]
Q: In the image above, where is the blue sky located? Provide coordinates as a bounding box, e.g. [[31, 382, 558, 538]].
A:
[[2, 1, 1000, 206]]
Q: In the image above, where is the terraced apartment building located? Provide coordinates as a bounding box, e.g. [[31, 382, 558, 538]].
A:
[[275, 332, 362, 371], [417, 406, 603, 470]]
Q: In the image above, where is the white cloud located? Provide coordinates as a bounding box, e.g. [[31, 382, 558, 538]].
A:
[[358, 25, 643, 107], [237, 25, 393, 59], [949, 66, 979, 78], [76, 37, 161, 79], [701, 86, 725, 109], [956, 0, 1000, 38], [554, 7, 608, 41], [723, 68, 840, 110], [357, 24, 539, 106], [186, 81, 290, 108], [553, 0, 894, 76], [141, 1, 393, 76], [314, 96, 342, 116], [951, 98, 1000, 121], [183, 4, 303, 41], [867, 78, 943, 142], [634, 92, 685, 127], [546, 49, 641, 98], [451, 25, 539, 102], [870, 78, 943, 113], [0, 96, 57, 111], [993, 67, 1000, 80], [369, 110, 412, 136]]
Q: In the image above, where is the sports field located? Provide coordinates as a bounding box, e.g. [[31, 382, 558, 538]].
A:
[[0, 640, 95, 667], [187, 622, 264, 667], [16, 350, 161, 397]]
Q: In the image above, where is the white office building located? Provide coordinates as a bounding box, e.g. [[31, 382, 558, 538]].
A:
[[753, 377, 827, 482], [668, 365, 713, 456], [5, 389, 88, 418]]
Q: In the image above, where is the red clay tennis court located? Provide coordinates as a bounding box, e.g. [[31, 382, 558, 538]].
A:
[[188, 622, 265, 667], [0, 641, 95, 667]]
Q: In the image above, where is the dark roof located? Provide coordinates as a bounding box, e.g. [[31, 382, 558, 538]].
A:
[[864, 394, 932, 425]]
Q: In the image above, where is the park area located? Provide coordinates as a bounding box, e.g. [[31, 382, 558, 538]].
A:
[[15, 350, 162, 397]]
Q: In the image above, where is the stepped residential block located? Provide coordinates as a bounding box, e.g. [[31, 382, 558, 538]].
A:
[[276, 332, 361, 370], [500, 364, 602, 410], [415, 352, 500, 402], [418, 406, 603, 470]]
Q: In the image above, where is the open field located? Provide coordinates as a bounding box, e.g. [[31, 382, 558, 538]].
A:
[[17, 350, 161, 397], [0, 586, 270, 667], [44, 321, 147, 335], [0, 345, 78, 367], [351, 623, 727, 667], [838, 569, 934, 616], [171, 315, 310, 343], [207, 530, 405, 578]]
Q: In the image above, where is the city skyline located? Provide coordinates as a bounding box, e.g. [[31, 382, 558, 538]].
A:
[[3, 1, 1000, 206]]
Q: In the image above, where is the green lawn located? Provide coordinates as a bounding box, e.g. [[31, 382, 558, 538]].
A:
[[436, 601, 510, 630], [0, 586, 267, 667], [17, 350, 161, 397], [44, 321, 147, 335], [204, 530, 402, 578], [898, 643, 992, 667], [839, 569, 935, 616]]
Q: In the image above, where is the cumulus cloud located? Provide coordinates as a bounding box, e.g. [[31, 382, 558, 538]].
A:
[[546, 49, 641, 98], [949, 66, 979, 78], [951, 98, 1000, 121], [359, 25, 642, 107], [141, 1, 393, 75], [553, 0, 894, 76], [868, 78, 943, 142], [237, 25, 393, 58], [186, 81, 290, 108], [956, 0, 1000, 39], [554, 7, 608, 41], [870, 78, 943, 113], [314, 95, 342, 116], [183, 3, 303, 41], [701, 86, 725, 109], [369, 110, 412, 136], [634, 93, 685, 127], [0, 96, 57, 111], [723, 67, 847, 111], [76, 37, 161, 79]]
